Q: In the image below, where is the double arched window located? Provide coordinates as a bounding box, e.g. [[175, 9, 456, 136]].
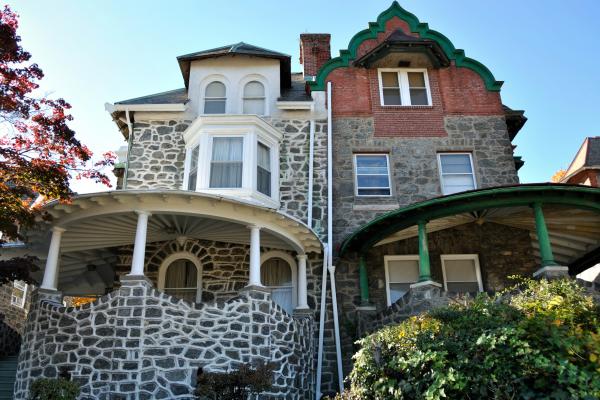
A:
[[158, 252, 202, 303], [242, 81, 265, 115], [204, 81, 226, 114]]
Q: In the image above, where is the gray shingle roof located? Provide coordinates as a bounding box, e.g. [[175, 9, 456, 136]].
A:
[[586, 137, 600, 166], [177, 42, 290, 61], [278, 73, 312, 102], [115, 88, 188, 105]]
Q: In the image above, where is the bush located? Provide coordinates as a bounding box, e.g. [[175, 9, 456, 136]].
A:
[[29, 378, 80, 400], [195, 361, 274, 400], [339, 278, 600, 400]]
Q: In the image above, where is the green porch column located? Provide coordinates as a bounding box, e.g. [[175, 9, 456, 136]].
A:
[[417, 221, 432, 281], [358, 255, 370, 305], [532, 202, 557, 267]]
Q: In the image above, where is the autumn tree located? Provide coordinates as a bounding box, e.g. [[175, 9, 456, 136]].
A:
[[551, 169, 566, 183], [0, 5, 114, 283]]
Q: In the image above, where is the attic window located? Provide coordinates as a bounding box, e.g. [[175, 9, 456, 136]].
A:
[[204, 81, 226, 114], [243, 81, 266, 115], [378, 68, 431, 106]]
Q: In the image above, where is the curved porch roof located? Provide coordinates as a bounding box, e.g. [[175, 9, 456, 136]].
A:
[[340, 184, 600, 269]]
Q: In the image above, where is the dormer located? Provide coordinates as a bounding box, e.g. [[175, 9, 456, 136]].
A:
[[177, 43, 292, 117]]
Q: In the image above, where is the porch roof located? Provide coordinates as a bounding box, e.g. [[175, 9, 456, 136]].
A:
[[339, 184, 600, 271]]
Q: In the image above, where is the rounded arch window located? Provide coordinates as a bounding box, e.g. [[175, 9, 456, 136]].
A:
[[159, 254, 202, 303], [204, 81, 226, 114], [242, 81, 265, 115], [261, 257, 293, 314]]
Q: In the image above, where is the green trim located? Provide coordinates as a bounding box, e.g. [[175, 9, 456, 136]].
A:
[[308, 1, 503, 92], [417, 221, 432, 281], [340, 184, 600, 256], [532, 203, 557, 267], [358, 256, 370, 305]]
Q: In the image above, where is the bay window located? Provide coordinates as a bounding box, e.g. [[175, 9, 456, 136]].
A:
[[210, 137, 243, 188], [257, 142, 271, 196], [378, 68, 431, 106], [187, 145, 199, 190]]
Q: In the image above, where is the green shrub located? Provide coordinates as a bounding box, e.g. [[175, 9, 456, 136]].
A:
[[195, 361, 274, 400], [339, 278, 600, 400], [29, 378, 80, 400]]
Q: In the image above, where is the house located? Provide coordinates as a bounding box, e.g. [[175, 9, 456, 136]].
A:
[[6, 2, 600, 399]]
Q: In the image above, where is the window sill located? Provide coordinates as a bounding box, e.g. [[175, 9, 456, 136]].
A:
[[353, 203, 400, 211], [195, 188, 279, 209]]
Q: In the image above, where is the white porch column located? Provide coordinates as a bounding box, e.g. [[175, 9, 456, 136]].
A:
[[248, 225, 262, 286], [296, 254, 309, 309], [40, 227, 65, 291], [129, 210, 151, 276]]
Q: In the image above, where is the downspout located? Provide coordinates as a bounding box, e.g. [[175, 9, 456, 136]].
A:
[[326, 81, 344, 393], [315, 245, 328, 400], [123, 109, 134, 190], [307, 118, 315, 229]]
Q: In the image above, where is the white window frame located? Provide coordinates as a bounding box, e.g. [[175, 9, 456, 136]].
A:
[[242, 80, 267, 116], [377, 68, 432, 107], [260, 250, 298, 312], [440, 254, 483, 292], [354, 153, 392, 197], [11, 280, 27, 308], [208, 135, 245, 189], [437, 152, 477, 195], [384, 255, 420, 306], [158, 252, 203, 303]]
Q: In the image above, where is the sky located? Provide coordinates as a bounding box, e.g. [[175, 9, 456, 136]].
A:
[[9, 0, 600, 193]]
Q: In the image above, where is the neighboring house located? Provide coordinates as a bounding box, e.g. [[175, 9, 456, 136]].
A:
[[7, 2, 600, 399]]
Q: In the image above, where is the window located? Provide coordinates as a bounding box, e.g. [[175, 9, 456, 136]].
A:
[[438, 153, 476, 195], [243, 81, 266, 115], [440, 254, 483, 294], [163, 258, 200, 303], [261, 257, 294, 314], [187, 145, 199, 191], [11, 280, 27, 308], [384, 256, 420, 306], [354, 154, 391, 196], [204, 81, 226, 114], [210, 137, 243, 188], [378, 69, 431, 106], [257, 142, 271, 196]]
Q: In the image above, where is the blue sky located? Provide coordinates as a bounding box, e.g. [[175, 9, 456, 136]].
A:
[[10, 0, 600, 192]]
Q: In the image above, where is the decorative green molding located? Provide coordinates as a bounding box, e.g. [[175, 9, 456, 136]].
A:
[[308, 1, 503, 92], [532, 202, 557, 267], [358, 255, 370, 305]]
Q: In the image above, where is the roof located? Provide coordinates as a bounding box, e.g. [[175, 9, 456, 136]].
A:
[[563, 137, 600, 181], [278, 73, 312, 102], [503, 105, 527, 141], [115, 88, 188, 105], [177, 42, 292, 89]]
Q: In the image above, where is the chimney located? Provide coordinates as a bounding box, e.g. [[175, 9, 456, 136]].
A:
[[300, 34, 331, 79]]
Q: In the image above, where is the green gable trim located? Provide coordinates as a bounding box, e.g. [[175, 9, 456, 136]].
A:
[[308, 1, 503, 92], [340, 184, 600, 256]]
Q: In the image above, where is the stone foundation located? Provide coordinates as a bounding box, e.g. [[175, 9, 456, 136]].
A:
[[15, 279, 314, 399]]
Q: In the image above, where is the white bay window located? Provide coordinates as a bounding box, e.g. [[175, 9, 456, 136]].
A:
[[210, 137, 243, 188], [257, 142, 271, 196]]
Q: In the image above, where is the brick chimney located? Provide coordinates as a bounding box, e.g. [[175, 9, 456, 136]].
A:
[[300, 34, 331, 79]]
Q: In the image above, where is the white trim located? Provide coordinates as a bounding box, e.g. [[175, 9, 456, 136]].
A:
[[276, 101, 314, 110], [440, 254, 483, 292], [11, 280, 27, 308], [377, 68, 432, 107], [437, 152, 477, 195], [384, 255, 420, 306], [109, 103, 186, 112], [260, 250, 298, 310], [158, 251, 203, 303], [353, 153, 392, 197], [239, 74, 269, 116], [199, 75, 231, 115]]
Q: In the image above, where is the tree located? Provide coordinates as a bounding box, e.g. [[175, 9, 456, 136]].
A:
[[0, 5, 114, 284], [551, 169, 566, 183]]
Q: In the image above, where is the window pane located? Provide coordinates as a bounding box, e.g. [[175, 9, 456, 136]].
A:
[[407, 72, 426, 88], [442, 174, 475, 194], [389, 283, 411, 304], [381, 72, 399, 87], [205, 81, 226, 97], [446, 282, 480, 294], [445, 259, 477, 282], [165, 259, 197, 288], [243, 98, 265, 115], [357, 188, 391, 196], [440, 154, 473, 173], [409, 88, 428, 105], [210, 163, 243, 188], [244, 81, 264, 97], [187, 146, 199, 191], [357, 175, 390, 188], [204, 99, 226, 114], [261, 258, 292, 286], [356, 155, 387, 168], [257, 143, 271, 196], [387, 259, 420, 282], [212, 137, 243, 161], [383, 88, 401, 105]]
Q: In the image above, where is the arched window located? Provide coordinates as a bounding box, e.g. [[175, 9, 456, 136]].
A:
[[261, 257, 293, 314], [204, 81, 226, 114], [242, 81, 265, 115], [159, 253, 202, 303]]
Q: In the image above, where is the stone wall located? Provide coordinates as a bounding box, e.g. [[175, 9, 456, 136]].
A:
[[0, 283, 31, 356], [15, 279, 314, 400], [332, 115, 519, 247]]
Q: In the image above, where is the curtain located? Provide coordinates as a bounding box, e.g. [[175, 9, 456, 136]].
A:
[[210, 137, 243, 188], [165, 260, 198, 302], [257, 143, 271, 196], [261, 258, 293, 314]]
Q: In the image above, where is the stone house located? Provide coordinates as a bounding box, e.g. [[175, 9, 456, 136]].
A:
[[5, 2, 600, 399]]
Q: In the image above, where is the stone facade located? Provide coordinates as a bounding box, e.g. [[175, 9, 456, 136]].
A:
[[332, 115, 519, 246], [15, 279, 314, 400], [0, 283, 31, 357]]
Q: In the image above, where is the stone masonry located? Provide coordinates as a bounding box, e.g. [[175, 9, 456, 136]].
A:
[[0, 283, 31, 357], [15, 278, 314, 400]]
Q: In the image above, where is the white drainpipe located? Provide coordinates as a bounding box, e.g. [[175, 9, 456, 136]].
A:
[[307, 118, 315, 229], [315, 245, 328, 399]]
